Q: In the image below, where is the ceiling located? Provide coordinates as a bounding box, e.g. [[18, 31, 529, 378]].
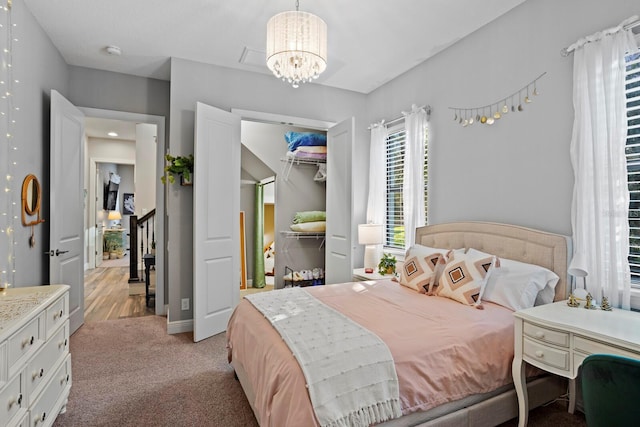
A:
[[84, 117, 138, 141], [24, 0, 526, 95]]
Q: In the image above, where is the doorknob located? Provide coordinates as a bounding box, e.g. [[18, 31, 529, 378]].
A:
[[44, 249, 69, 256]]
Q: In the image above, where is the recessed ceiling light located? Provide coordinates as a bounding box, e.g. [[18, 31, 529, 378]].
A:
[[108, 131, 118, 137]]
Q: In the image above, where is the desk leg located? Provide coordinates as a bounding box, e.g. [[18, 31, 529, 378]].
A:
[[512, 357, 529, 427], [568, 378, 576, 414]]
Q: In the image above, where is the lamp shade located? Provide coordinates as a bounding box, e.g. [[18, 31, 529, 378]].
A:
[[266, 9, 327, 88], [358, 224, 383, 245], [108, 210, 122, 221], [568, 251, 588, 277]]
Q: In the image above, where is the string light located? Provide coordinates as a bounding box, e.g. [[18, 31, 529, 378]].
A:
[[448, 72, 547, 128], [0, 0, 16, 289]]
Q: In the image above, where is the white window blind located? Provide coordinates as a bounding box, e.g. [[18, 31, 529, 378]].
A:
[[384, 127, 428, 249], [625, 49, 640, 283]]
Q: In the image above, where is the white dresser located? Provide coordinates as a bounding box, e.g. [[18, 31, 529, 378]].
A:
[[0, 285, 71, 427]]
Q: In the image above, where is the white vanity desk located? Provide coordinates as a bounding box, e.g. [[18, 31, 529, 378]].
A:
[[0, 285, 71, 427], [512, 300, 640, 427]]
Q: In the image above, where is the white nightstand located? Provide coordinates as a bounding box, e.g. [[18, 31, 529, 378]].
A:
[[512, 301, 640, 427], [352, 268, 395, 281]]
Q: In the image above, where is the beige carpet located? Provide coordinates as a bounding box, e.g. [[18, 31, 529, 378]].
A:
[[52, 315, 586, 427], [53, 316, 257, 427]]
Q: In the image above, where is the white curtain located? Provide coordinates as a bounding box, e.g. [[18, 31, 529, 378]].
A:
[[403, 105, 428, 249], [366, 121, 388, 225], [568, 20, 638, 309]]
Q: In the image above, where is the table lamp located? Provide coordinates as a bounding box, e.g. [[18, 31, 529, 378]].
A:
[[568, 252, 588, 300], [358, 224, 383, 272], [108, 210, 122, 227]]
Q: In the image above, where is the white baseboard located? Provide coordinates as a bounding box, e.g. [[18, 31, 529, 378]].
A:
[[247, 279, 253, 287], [167, 318, 193, 334]]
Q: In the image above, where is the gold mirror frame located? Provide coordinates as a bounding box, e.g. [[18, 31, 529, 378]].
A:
[[21, 174, 44, 227]]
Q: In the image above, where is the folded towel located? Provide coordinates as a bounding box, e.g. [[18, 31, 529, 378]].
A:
[[296, 146, 327, 154], [290, 221, 326, 232], [293, 211, 326, 224], [285, 131, 327, 152]]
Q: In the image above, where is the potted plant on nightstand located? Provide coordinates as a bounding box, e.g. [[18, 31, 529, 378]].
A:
[[161, 154, 194, 185], [378, 253, 397, 275]]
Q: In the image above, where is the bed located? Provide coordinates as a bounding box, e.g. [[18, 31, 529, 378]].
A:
[[227, 222, 571, 426]]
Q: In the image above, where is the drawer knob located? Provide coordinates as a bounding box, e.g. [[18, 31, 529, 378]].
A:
[[32, 368, 44, 380], [8, 393, 22, 408], [535, 350, 544, 358], [60, 373, 70, 385], [59, 338, 68, 348], [22, 335, 35, 348], [535, 331, 545, 339]]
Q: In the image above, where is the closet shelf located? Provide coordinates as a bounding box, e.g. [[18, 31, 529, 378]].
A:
[[281, 156, 326, 181], [280, 230, 325, 251]]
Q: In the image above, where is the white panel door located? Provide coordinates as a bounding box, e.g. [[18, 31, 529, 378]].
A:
[[49, 90, 85, 334], [193, 102, 240, 342], [325, 118, 354, 284]]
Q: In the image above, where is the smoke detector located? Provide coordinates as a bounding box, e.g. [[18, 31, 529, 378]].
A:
[[105, 45, 122, 56]]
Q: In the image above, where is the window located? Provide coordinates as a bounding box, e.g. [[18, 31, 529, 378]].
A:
[[384, 125, 428, 249], [626, 48, 640, 283]]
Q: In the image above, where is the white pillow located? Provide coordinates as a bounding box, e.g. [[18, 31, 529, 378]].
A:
[[399, 245, 450, 294], [474, 249, 559, 311], [437, 248, 497, 307]]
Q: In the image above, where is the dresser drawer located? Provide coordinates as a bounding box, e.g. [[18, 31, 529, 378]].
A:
[[44, 295, 68, 340], [29, 354, 71, 427], [523, 322, 569, 348], [25, 323, 68, 405], [0, 371, 25, 426], [574, 336, 640, 360], [7, 410, 29, 427], [523, 337, 570, 372], [1, 340, 6, 384], [8, 313, 44, 376]]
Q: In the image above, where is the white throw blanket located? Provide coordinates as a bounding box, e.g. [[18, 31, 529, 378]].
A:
[[245, 287, 402, 427]]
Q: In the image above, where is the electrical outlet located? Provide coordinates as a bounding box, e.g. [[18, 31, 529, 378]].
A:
[[181, 298, 189, 310]]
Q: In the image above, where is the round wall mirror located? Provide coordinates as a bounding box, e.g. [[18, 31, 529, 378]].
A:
[[22, 174, 43, 226]]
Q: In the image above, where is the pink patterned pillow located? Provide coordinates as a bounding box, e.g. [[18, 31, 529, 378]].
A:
[[399, 245, 450, 294], [437, 249, 498, 307]]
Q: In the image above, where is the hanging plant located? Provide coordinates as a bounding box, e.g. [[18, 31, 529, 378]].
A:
[[161, 154, 194, 185]]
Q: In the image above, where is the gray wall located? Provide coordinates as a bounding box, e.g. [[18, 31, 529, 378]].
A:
[[366, 0, 638, 236], [168, 57, 368, 322], [11, 1, 68, 286], [67, 66, 170, 120]]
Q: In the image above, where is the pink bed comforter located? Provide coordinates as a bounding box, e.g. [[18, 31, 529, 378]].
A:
[[227, 279, 517, 427]]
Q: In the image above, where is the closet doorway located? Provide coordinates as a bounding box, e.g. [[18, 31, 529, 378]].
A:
[[237, 111, 336, 293]]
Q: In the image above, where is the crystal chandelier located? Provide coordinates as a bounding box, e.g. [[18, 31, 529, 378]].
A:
[[266, 0, 327, 88]]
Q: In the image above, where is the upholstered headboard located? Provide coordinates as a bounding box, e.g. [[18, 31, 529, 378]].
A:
[[414, 222, 572, 301]]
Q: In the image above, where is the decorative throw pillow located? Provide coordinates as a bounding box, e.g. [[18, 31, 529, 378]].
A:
[[399, 245, 450, 294], [437, 248, 497, 307], [478, 250, 559, 311]]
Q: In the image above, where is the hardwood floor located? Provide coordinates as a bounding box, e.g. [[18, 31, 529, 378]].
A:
[[84, 266, 154, 322]]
